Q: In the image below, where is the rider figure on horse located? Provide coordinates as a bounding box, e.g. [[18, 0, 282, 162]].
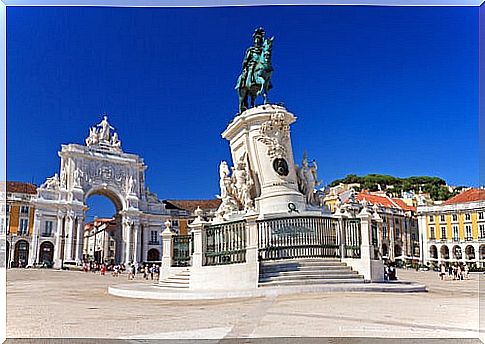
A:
[[236, 27, 273, 114]]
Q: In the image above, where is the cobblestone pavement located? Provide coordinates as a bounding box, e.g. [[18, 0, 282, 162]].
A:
[[5, 268, 482, 340]]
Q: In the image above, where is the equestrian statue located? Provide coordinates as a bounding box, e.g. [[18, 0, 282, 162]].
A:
[[235, 27, 274, 114]]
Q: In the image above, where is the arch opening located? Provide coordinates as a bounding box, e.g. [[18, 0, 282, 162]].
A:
[[83, 192, 124, 265], [440, 245, 449, 260], [429, 245, 438, 259], [14, 240, 29, 268]]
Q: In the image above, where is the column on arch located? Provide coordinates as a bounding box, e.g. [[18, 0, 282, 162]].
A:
[[75, 215, 84, 263], [29, 212, 42, 266], [64, 214, 75, 261], [122, 216, 132, 265], [133, 222, 141, 264], [53, 214, 65, 268]]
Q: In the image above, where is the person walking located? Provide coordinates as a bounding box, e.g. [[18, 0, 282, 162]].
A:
[[150, 264, 155, 280], [440, 263, 446, 280]]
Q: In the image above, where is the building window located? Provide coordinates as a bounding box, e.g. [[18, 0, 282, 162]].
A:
[[395, 218, 399, 225], [453, 226, 459, 241], [479, 212, 484, 220], [395, 228, 401, 239], [383, 226, 388, 239], [6, 204, 10, 213], [150, 230, 159, 245], [0, 218, 4, 234], [465, 225, 472, 240], [440, 215, 445, 222], [19, 218, 28, 235], [465, 213, 471, 221], [480, 224, 485, 239], [43, 221, 53, 236], [20, 206, 29, 214], [452, 214, 458, 222], [429, 216, 434, 223], [172, 219, 179, 227], [411, 233, 416, 241], [441, 226, 447, 240], [430, 227, 435, 240]]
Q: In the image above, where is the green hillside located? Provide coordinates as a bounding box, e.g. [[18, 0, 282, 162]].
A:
[[329, 174, 461, 201]]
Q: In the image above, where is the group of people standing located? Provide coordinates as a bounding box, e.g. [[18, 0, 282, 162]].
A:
[[439, 263, 469, 280], [127, 262, 160, 281], [82, 261, 160, 281]]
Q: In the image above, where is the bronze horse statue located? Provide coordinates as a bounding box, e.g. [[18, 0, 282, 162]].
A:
[[236, 36, 274, 113]]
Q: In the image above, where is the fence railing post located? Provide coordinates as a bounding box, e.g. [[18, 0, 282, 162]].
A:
[[160, 220, 174, 280], [356, 201, 383, 281], [334, 212, 347, 259], [188, 207, 208, 268], [244, 212, 260, 288]]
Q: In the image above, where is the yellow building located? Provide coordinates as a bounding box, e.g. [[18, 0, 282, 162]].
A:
[[2, 181, 39, 267], [417, 188, 485, 267]]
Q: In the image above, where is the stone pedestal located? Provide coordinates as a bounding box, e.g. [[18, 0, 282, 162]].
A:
[[222, 104, 305, 217]]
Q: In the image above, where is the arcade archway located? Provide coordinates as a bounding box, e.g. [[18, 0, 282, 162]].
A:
[[39, 241, 54, 264], [14, 240, 29, 268], [147, 248, 160, 261]]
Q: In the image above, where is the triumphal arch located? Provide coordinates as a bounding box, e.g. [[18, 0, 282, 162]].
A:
[[32, 116, 168, 268]]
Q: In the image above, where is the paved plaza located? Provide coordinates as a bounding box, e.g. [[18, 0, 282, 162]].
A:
[[5, 268, 482, 341]]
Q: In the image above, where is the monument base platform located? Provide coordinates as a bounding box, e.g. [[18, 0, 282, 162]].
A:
[[108, 281, 427, 301]]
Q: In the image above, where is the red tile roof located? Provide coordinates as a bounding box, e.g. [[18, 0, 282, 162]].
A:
[[443, 188, 485, 205], [164, 199, 222, 213], [2, 181, 37, 194], [84, 218, 116, 230], [355, 192, 397, 208], [392, 198, 416, 212]]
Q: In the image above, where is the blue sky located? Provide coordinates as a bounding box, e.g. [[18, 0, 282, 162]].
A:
[[7, 6, 478, 217]]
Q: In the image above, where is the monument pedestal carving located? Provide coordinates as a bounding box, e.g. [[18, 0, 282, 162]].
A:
[[222, 104, 307, 217]]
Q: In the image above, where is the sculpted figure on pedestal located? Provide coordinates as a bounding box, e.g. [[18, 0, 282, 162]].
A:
[[97, 116, 114, 142], [296, 153, 322, 205], [232, 154, 255, 211], [111, 132, 122, 150], [41, 173, 60, 190], [73, 168, 84, 187], [126, 175, 136, 195], [86, 127, 99, 146], [60, 166, 67, 188]]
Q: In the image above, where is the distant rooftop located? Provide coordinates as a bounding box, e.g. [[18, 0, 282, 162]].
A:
[[164, 199, 222, 213], [2, 181, 37, 195], [443, 188, 485, 205]]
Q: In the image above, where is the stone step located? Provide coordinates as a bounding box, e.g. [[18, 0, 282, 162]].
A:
[[260, 265, 351, 273], [158, 283, 190, 289], [258, 278, 366, 287], [259, 274, 364, 282], [261, 270, 359, 278], [166, 275, 190, 281], [261, 259, 342, 265], [261, 262, 345, 269]]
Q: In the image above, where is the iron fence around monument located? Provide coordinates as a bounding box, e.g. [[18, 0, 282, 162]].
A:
[[257, 216, 340, 261], [343, 218, 361, 258], [172, 233, 193, 267], [204, 220, 247, 266]]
